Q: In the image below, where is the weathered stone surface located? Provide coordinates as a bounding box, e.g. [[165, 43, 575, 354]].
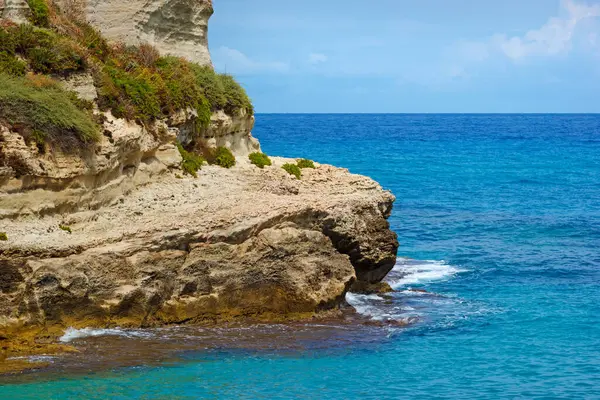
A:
[[0, 0, 30, 23], [56, 0, 214, 65], [0, 159, 398, 337], [0, 107, 257, 218]]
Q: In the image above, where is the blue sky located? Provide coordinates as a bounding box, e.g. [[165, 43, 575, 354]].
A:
[[209, 0, 600, 113]]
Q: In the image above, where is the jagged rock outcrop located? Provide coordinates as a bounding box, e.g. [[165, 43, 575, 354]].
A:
[[0, 159, 398, 350], [57, 0, 214, 65]]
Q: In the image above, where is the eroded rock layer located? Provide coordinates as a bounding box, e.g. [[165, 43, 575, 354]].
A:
[[69, 0, 213, 65], [0, 159, 398, 349]]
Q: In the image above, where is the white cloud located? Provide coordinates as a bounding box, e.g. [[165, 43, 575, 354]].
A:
[[214, 47, 289, 74], [482, 0, 600, 61], [447, 0, 600, 73], [495, 0, 600, 60], [308, 53, 328, 64]]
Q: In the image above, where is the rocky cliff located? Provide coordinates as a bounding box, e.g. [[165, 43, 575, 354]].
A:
[[1, 0, 214, 65], [0, 106, 258, 219], [0, 157, 398, 360], [0, 0, 399, 368], [79, 0, 213, 65]]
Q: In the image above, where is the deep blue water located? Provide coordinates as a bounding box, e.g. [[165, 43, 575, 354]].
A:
[[3, 114, 600, 399]]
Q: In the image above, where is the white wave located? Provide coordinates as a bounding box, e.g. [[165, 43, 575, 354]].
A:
[[59, 327, 153, 343], [7, 355, 56, 363], [386, 258, 467, 289], [345, 292, 389, 320]]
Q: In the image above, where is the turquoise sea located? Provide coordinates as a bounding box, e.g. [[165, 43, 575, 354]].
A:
[[2, 114, 600, 399]]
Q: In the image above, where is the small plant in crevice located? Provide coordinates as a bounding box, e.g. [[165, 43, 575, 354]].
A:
[[0, 232, 7, 241], [26, 0, 50, 27], [248, 152, 272, 169], [208, 146, 236, 169], [282, 163, 302, 180], [59, 224, 72, 234], [296, 159, 315, 169], [176, 142, 205, 178]]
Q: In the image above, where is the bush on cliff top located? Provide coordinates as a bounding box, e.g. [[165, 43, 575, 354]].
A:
[[297, 159, 315, 169], [95, 49, 252, 130], [249, 152, 272, 169], [282, 163, 302, 180], [0, 73, 100, 148]]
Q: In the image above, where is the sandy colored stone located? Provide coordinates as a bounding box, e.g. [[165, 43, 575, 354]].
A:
[[0, 158, 398, 335], [53, 0, 214, 65]]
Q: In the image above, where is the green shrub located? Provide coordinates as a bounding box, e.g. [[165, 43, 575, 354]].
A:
[[102, 65, 162, 122], [0, 25, 85, 75], [282, 163, 301, 179], [59, 224, 72, 234], [27, 40, 84, 74], [155, 56, 211, 127], [297, 159, 315, 169], [0, 28, 17, 55], [0, 73, 100, 148], [0, 52, 27, 76], [210, 146, 236, 168], [12, 24, 54, 53], [192, 65, 227, 111], [0, 232, 7, 241], [26, 0, 50, 27], [218, 74, 253, 115], [248, 152, 272, 169], [177, 142, 205, 178]]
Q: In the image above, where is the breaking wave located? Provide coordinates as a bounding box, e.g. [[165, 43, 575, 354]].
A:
[[60, 327, 153, 343], [386, 258, 467, 289]]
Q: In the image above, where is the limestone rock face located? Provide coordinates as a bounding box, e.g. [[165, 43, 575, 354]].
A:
[[0, 159, 398, 336], [0, 107, 257, 218], [66, 0, 214, 65], [0, 0, 30, 23]]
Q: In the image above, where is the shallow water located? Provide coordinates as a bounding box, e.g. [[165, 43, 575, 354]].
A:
[[2, 114, 600, 399]]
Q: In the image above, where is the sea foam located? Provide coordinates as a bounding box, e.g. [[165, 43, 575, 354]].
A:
[[59, 327, 153, 343], [386, 258, 467, 289]]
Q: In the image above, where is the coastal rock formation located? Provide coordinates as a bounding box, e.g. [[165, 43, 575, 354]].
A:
[[0, 0, 399, 367], [0, 159, 398, 346], [0, 108, 258, 219], [57, 0, 214, 65]]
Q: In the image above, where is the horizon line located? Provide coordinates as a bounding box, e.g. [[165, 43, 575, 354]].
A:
[[254, 112, 600, 115]]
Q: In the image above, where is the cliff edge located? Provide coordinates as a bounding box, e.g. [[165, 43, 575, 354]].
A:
[[0, 0, 399, 369]]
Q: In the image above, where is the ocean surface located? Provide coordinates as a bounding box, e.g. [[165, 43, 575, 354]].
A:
[[3, 114, 600, 399]]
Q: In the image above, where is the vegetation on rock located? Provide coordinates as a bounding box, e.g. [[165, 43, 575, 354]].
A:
[[26, 0, 50, 27], [177, 142, 205, 177], [282, 163, 302, 179], [0, 73, 99, 148], [0, 0, 253, 151], [0, 232, 7, 241], [297, 159, 315, 169], [248, 152, 272, 169], [209, 146, 236, 168], [59, 224, 72, 234], [0, 24, 85, 76]]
